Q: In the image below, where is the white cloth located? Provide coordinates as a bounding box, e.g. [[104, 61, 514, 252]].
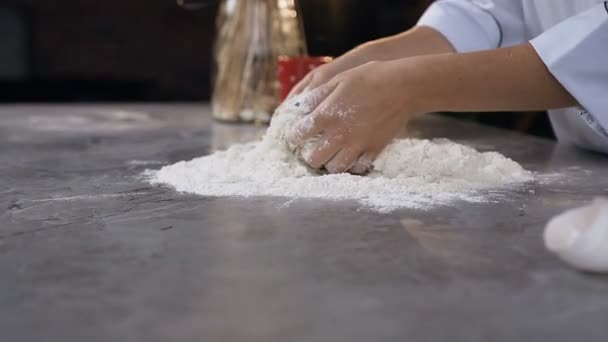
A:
[[418, 0, 608, 153]]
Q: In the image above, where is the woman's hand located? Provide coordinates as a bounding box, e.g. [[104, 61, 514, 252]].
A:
[[286, 45, 374, 100], [286, 60, 424, 174], [285, 43, 578, 175], [287, 27, 456, 100]]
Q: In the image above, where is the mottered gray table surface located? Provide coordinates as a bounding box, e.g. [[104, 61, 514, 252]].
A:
[[1, 104, 608, 342]]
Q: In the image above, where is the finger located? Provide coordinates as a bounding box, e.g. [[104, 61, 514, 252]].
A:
[[349, 151, 378, 175], [286, 84, 339, 147], [286, 73, 313, 100], [301, 82, 339, 112], [325, 147, 361, 174], [301, 135, 344, 169], [286, 114, 325, 148], [284, 82, 338, 118], [301, 77, 329, 94]]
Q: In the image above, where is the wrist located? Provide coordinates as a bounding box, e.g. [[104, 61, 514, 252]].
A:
[[385, 57, 438, 115]]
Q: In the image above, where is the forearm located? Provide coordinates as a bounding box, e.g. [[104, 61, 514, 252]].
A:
[[340, 26, 456, 65], [402, 43, 577, 113], [366, 26, 457, 59]]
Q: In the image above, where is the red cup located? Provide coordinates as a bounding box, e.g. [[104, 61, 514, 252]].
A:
[[278, 56, 333, 102]]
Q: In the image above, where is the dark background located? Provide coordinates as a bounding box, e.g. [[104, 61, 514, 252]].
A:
[[0, 0, 552, 136]]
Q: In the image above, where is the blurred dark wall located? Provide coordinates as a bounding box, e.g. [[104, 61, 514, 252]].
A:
[[0, 0, 553, 138], [1, 0, 216, 101], [0, 0, 430, 102], [302, 0, 432, 57]]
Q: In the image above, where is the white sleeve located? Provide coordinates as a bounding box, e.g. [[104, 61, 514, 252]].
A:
[[530, 3, 608, 131], [417, 0, 526, 53]]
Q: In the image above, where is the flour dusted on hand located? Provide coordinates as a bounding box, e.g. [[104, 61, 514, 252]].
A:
[[148, 95, 533, 212]]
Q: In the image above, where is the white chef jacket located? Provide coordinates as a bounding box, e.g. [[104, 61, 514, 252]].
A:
[[418, 0, 608, 153]]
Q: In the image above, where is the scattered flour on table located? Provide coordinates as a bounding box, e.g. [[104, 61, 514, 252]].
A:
[[147, 95, 533, 212]]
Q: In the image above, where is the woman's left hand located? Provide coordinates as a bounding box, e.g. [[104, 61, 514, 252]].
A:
[[286, 59, 424, 174]]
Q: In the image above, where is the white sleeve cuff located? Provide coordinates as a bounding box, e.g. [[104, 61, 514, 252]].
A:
[[417, 0, 501, 53], [530, 3, 608, 130]]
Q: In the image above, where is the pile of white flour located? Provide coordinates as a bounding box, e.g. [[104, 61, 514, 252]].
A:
[[148, 98, 533, 212]]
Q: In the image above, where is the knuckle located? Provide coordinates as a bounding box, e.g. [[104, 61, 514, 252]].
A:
[[310, 110, 328, 126]]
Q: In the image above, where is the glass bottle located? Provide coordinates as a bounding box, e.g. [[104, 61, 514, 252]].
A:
[[211, 0, 308, 123]]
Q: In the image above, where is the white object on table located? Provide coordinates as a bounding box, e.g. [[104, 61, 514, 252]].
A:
[[544, 197, 608, 273]]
